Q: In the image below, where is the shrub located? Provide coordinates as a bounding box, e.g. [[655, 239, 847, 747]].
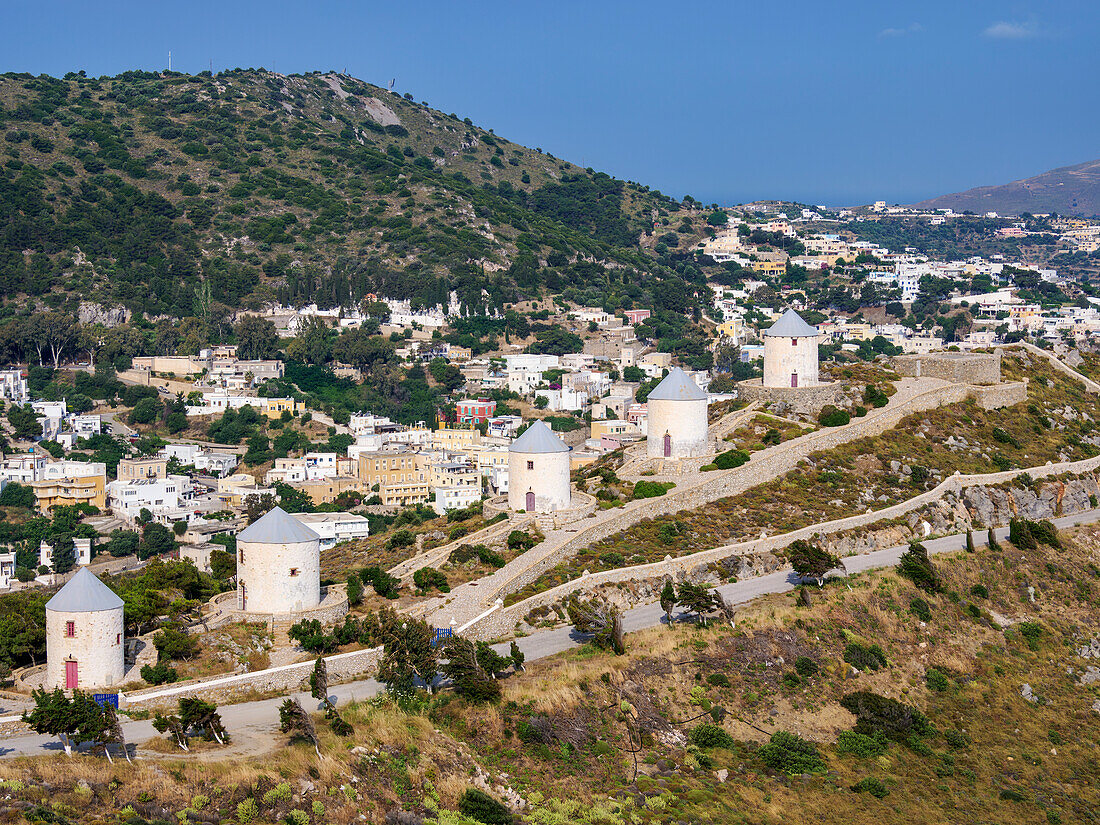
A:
[[1009, 518, 1036, 550], [844, 642, 887, 671], [387, 529, 415, 550], [1028, 519, 1060, 548], [758, 731, 827, 775], [360, 566, 400, 599], [457, 788, 513, 825], [992, 427, 1021, 448], [840, 691, 933, 741], [413, 566, 449, 593], [707, 673, 731, 688], [140, 662, 178, 685], [632, 480, 674, 499], [969, 583, 988, 599], [897, 543, 940, 593], [153, 626, 199, 662], [835, 730, 887, 758], [943, 729, 971, 750], [851, 777, 889, 798], [689, 723, 735, 749], [506, 530, 538, 552], [925, 668, 950, 692], [346, 574, 364, 606], [1017, 621, 1043, 651], [909, 597, 932, 622], [818, 405, 850, 427], [712, 448, 751, 470], [236, 798, 258, 824], [781, 671, 801, 688], [794, 656, 818, 677]]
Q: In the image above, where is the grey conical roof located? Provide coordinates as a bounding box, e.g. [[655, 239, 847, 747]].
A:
[[510, 420, 569, 454], [237, 506, 321, 544], [46, 567, 123, 614], [647, 367, 707, 401], [764, 309, 819, 337]]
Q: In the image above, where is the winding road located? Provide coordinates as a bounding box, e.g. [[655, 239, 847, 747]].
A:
[[3, 509, 1098, 759]]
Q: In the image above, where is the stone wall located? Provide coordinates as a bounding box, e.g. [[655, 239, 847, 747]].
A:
[[121, 644, 382, 711], [892, 351, 1001, 385], [468, 451, 1100, 640], [206, 585, 348, 630], [736, 379, 846, 415], [1005, 342, 1100, 393], [433, 377, 1033, 631], [969, 381, 1028, 410]]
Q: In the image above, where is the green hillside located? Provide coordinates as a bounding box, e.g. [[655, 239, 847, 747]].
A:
[[0, 69, 704, 318]]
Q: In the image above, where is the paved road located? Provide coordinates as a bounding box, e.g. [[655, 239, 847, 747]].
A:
[[4, 509, 1098, 758]]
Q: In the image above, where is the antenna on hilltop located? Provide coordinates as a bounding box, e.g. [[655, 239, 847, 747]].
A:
[[389, 78, 395, 90], [168, 50, 172, 72]]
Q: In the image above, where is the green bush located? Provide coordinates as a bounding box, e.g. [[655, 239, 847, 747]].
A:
[[969, 583, 988, 599], [689, 723, 735, 749], [818, 405, 850, 427], [850, 777, 889, 798], [632, 480, 674, 499], [992, 427, 1021, 448], [840, 691, 933, 742], [140, 662, 178, 685], [943, 729, 971, 750], [1017, 621, 1043, 651], [706, 673, 731, 688], [457, 788, 513, 825], [236, 798, 257, 824], [897, 543, 940, 593], [844, 641, 887, 671], [909, 597, 932, 622], [712, 449, 751, 470], [925, 668, 949, 692], [794, 656, 818, 677], [758, 730, 827, 775], [413, 566, 450, 593], [835, 730, 887, 758]]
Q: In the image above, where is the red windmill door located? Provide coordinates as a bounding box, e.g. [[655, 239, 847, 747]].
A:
[[65, 660, 78, 689], [526, 491, 535, 511], [663, 433, 671, 457]]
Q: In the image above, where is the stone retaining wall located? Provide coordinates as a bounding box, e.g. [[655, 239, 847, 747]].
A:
[[431, 377, 1033, 630], [736, 379, 847, 415], [120, 645, 383, 710], [893, 351, 1001, 385], [205, 585, 348, 630], [466, 451, 1100, 640]]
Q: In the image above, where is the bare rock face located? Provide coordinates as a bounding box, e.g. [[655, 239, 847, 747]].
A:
[[78, 301, 130, 327]]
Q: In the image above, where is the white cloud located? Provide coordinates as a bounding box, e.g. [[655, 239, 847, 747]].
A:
[[879, 22, 924, 37], [983, 20, 1039, 39]]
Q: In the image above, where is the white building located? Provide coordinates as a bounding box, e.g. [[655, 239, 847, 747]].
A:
[[163, 443, 239, 476], [0, 550, 16, 589], [106, 475, 186, 523], [0, 451, 46, 484], [45, 567, 125, 690], [69, 415, 102, 438], [0, 369, 28, 404], [507, 421, 571, 513], [763, 310, 820, 389], [292, 512, 370, 550], [236, 506, 321, 614], [646, 367, 710, 459]]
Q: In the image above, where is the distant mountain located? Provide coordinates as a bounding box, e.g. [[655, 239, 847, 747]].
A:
[[912, 158, 1100, 217]]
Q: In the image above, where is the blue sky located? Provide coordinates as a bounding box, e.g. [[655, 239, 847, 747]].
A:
[[4, 1, 1098, 206]]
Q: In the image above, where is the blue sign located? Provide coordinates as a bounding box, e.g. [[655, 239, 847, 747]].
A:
[[93, 693, 119, 708]]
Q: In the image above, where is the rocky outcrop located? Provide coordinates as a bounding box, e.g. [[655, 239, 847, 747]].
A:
[[78, 301, 130, 327]]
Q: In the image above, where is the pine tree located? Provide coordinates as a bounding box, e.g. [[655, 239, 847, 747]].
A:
[[509, 640, 525, 672], [660, 579, 677, 626], [279, 698, 320, 756]]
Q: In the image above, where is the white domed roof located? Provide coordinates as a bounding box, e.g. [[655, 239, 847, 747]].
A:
[[764, 309, 818, 337], [509, 420, 569, 454], [46, 567, 123, 614], [238, 506, 321, 544], [647, 367, 706, 401]]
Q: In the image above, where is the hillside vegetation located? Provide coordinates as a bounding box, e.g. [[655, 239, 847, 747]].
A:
[[0, 69, 704, 318], [4, 522, 1100, 824]]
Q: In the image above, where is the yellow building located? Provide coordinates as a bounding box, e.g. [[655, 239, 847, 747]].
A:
[[356, 451, 431, 506], [591, 419, 639, 439], [217, 473, 275, 508], [32, 474, 106, 513], [295, 476, 368, 506], [432, 424, 479, 451], [751, 260, 786, 276], [118, 456, 167, 481], [259, 397, 306, 419], [715, 318, 744, 340]]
